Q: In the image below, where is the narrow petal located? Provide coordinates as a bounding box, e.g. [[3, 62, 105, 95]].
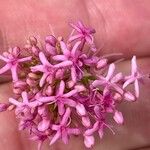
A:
[[51, 125, 60, 130], [124, 91, 136, 102], [0, 64, 10, 74], [134, 79, 139, 98], [58, 80, 65, 96], [92, 80, 105, 87], [39, 96, 56, 103], [39, 52, 50, 66], [54, 60, 73, 68], [50, 131, 61, 145], [84, 122, 99, 136], [39, 73, 48, 87], [82, 116, 91, 127], [53, 55, 67, 61], [123, 78, 135, 89], [63, 89, 78, 98], [9, 98, 21, 106], [106, 63, 115, 81], [69, 23, 81, 32], [0, 55, 9, 62], [71, 41, 81, 56], [111, 73, 123, 83], [60, 41, 70, 56], [11, 65, 18, 82], [58, 102, 65, 116], [131, 56, 137, 75], [18, 56, 32, 62], [62, 129, 69, 144], [31, 65, 44, 72], [84, 135, 95, 148], [21, 91, 28, 104], [61, 107, 71, 125], [64, 98, 76, 107], [76, 103, 86, 116]]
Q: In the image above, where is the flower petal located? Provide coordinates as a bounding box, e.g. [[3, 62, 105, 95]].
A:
[[113, 111, 124, 124], [61, 107, 71, 125], [76, 103, 86, 116], [106, 63, 115, 81], [60, 41, 70, 56], [71, 41, 81, 56], [57, 80, 65, 96], [84, 135, 95, 148], [53, 55, 67, 61], [11, 65, 18, 82], [50, 131, 61, 145], [0, 64, 10, 74], [131, 56, 137, 75], [39, 52, 50, 66]]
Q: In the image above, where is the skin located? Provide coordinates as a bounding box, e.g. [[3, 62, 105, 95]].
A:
[[0, 0, 150, 149]]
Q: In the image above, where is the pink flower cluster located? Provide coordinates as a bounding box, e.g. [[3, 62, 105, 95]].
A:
[[0, 21, 144, 149]]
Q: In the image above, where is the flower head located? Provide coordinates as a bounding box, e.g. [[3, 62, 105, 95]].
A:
[[0, 47, 32, 81]]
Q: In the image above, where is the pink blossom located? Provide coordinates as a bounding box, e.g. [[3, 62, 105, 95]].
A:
[[0, 47, 32, 81], [92, 63, 124, 95], [69, 21, 96, 51], [123, 56, 142, 98], [84, 135, 95, 148], [31, 52, 56, 87], [50, 108, 80, 145], [39, 80, 80, 115], [53, 41, 83, 84]]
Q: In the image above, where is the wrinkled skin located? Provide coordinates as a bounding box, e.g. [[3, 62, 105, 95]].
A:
[[0, 0, 150, 150]]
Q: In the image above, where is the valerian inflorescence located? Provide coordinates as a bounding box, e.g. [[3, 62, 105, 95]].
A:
[[0, 21, 145, 149]]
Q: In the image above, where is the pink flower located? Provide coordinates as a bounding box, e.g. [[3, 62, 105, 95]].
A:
[[53, 41, 83, 84], [39, 80, 80, 115], [45, 35, 57, 55], [31, 52, 56, 87], [69, 21, 96, 51], [84, 106, 115, 142], [31, 52, 72, 87], [9, 91, 41, 108], [123, 56, 143, 98], [0, 21, 143, 150], [84, 135, 95, 148], [92, 63, 124, 95], [50, 108, 80, 145], [0, 47, 32, 81], [0, 103, 9, 112]]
